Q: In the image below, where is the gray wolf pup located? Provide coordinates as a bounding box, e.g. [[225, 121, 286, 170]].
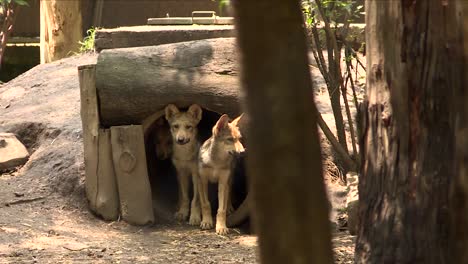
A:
[[198, 114, 245, 235], [165, 104, 203, 225]]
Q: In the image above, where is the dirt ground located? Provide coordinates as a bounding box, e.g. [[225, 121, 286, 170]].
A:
[[0, 52, 361, 263]]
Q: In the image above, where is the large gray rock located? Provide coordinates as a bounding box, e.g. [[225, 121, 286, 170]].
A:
[[0, 133, 29, 171]]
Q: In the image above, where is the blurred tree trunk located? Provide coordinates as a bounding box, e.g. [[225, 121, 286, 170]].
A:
[[451, 1, 468, 263], [356, 0, 463, 263], [40, 0, 82, 63], [233, 1, 333, 263]]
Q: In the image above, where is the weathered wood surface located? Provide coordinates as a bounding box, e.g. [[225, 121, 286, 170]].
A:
[[95, 129, 119, 221], [94, 25, 235, 51], [79, 65, 120, 221], [111, 125, 154, 225], [78, 64, 99, 212], [96, 38, 242, 127]]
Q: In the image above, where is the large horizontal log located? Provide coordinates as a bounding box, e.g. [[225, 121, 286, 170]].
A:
[[94, 25, 235, 51], [95, 38, 242, 127]]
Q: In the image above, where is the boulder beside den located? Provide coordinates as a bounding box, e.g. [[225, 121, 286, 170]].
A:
[[0, 133, 29, 171]]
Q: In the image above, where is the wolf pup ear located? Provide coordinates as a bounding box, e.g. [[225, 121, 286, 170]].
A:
[[214, 114, 230, 134], [230, 113, 244, 128], [188, 104, 203, 123], [165, 104, 179, 122]]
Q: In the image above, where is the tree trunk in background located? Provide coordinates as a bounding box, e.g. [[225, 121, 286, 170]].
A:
[[328, 80, 348, 157], [233, 1, 333, 263], [356, 1, 463, 263], [328, 57, 349, 157], [0, 3, 20, 71], [40, 0, 82, 63], [451, 1, 468, 263]]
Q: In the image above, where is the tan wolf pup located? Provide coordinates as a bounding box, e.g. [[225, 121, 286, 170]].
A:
[[165, 104, 203, 225], [198, 114, 245, 235]]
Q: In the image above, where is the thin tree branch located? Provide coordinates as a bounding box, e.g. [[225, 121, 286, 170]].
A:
[[315, 108, 357, 171]]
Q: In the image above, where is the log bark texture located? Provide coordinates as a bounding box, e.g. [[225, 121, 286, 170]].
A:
[[356, 1, 463, 263], [234, 0, 334, 263], [95, 38, 241, 127]]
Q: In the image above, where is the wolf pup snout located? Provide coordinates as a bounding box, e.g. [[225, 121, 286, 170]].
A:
[[176, 137, 190, 145]]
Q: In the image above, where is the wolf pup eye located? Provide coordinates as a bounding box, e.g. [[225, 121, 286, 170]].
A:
[[227, 137, 235, 143], [185, 125, 192, 130], [173, 124, 179, 129]]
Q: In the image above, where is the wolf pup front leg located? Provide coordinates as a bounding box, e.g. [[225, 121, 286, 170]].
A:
[[165, 104, 203, 225], [198, 114, 245, 235]]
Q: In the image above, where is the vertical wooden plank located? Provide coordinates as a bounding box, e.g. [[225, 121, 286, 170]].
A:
[[78, 64, 99, 213], [95, 128, 119, 221], [111, 125, 154, 225], [92, 0, 104, 27]]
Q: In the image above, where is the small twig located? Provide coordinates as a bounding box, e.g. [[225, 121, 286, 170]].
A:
[[354, 52, 366, 71], [340, 72, 358, 161], [311, 22, 330, 87], [346, 54, 359, 110], [3, 196, 46, 207], [63, 245, 89, 251]]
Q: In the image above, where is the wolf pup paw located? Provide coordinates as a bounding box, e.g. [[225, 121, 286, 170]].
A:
[[189, 213, 201, 226], [216, 225, 229, 235], [200, 219, 214, 229], [174, 210, 189, 221]]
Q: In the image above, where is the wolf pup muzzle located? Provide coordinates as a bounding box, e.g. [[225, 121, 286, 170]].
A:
[[176, 138, 190, 145], [228, 149, 246, 157]]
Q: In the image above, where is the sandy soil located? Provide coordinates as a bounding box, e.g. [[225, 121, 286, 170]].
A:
[[0, 52, 363, 263]]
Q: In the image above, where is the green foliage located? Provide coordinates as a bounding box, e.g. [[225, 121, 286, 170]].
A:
[[211, 0, 230, 11], [0, 0, 29, 6], [302, 0, 363, 27], [78, 28, 97, 53]]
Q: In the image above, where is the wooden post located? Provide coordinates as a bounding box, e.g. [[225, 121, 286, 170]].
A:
[[95, 128, 119, 220], [79, 65, 119, 221], [111, 125, 154, 225], [79, 65, 99, 212]]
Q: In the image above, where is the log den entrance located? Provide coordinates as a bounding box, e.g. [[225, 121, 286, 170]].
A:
[[79, 37, 251, 228], [144, 109, 248, 224]]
